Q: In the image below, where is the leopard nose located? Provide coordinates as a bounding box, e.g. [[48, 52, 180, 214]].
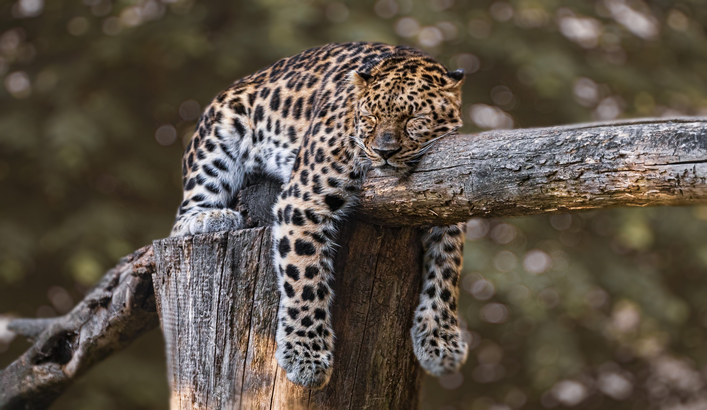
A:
[[373, 147, 402, 160]]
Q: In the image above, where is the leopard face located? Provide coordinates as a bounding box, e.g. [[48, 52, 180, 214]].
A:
[[352, 59, 464, 173]]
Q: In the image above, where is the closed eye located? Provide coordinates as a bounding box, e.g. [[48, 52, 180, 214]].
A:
[[359, 109, 377, 120], [406, 114, 430, 124], [405, 115, 430, 134], [359, 112, 378, 127], [410, 113, 430, 120]]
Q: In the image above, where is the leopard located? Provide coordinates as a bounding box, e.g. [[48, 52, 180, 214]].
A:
[[170, 42, 468, 389]]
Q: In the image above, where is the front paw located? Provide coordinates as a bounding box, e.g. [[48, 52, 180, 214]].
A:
[[411, 318, 468, 376], [276, 332, 334, 389], [174, 209, 243, 236]]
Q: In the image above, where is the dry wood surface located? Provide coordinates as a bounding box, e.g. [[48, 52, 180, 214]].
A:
[[1, 118, 706, 409], [359, 118, 707, 225], [153, 222, 425, 410], [0, 246, 158, 409]]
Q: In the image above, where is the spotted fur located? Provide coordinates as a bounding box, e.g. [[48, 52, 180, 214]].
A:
[[170, 42, 467, 389]]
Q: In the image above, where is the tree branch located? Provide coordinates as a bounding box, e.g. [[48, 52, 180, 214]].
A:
[[0, 246, 158, 409], [1, 118, 706, 408], [8, 318, 59, 340], [358, 118, 707, 225]]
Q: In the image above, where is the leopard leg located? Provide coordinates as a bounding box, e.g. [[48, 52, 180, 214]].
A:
[[411, 222, 468, 376], [171, 89, 257, 237], [272, 144, 365, 389]]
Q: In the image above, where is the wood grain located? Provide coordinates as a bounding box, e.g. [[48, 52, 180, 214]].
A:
[[0, 246, 158, 409], [4, 118, 707, 409], [359, 118, 707, 225], [153, 221, 424, 410]]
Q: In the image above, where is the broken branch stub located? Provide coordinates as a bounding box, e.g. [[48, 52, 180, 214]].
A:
[[0, 246, 158, 409], [2, 118, 706, 409]]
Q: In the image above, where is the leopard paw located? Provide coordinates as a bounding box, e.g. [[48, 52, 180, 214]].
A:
[[411, 319, 468, 376], [172, 209, 243, 236], [275, 333, 334, 389]]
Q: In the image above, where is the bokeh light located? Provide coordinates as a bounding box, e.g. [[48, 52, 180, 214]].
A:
[[155, 124, 177, 146], [0, 1, 706, 409]]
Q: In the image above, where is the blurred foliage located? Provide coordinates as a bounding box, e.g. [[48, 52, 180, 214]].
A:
[[0, 0, 706, 409]]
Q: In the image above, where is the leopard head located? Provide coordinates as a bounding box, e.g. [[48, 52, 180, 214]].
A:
[[351, 58, 464, 173]]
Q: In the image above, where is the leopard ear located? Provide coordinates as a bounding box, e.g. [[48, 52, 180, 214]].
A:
[[350, 70, 372, 90], [445, 69, 465, 88]]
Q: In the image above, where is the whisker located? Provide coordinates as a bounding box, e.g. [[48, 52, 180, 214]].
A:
[[350, 135, 367, 152], [419, 128, 460, 150]]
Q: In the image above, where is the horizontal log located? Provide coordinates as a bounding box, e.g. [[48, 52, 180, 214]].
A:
[[359, 118, 707, 226], [3, 118, 706, 408]]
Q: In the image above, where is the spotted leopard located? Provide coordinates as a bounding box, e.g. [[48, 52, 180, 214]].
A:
[[170, 42, 468, 389]]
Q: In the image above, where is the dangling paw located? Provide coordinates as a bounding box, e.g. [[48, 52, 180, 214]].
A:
[[275, 331, 334, 389], [411, 312, 468, 376]]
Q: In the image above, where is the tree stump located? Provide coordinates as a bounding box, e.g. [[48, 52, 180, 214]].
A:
[[3, 119, 707, 410], [153, 215, 426, 409]]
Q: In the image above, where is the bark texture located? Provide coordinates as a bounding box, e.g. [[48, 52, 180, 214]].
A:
[[359, 118, 707, 225], [152, 221, 425, 410], [2, 118, 706, 409], [0, 246, 158, 409]]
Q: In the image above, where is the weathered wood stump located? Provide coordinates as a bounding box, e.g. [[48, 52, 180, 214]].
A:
[[6, 119, 705, 409], [152, 216, 426, 409]]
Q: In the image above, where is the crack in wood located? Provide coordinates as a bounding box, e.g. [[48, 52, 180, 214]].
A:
[[3, 118, 707, 409]]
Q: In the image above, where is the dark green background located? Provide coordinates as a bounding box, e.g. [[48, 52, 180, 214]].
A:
[[1, 0, 707, 409]]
